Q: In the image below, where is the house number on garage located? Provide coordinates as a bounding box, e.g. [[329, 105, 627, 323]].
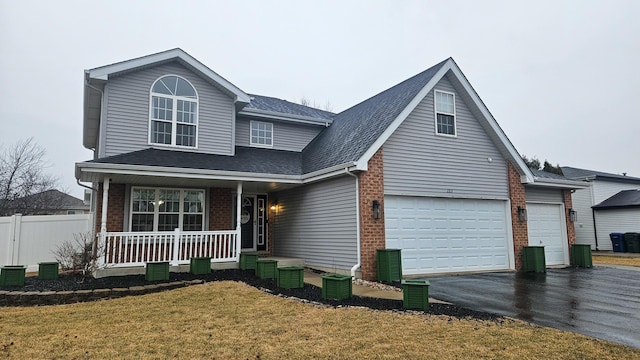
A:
[[446, 189, 454, 193]]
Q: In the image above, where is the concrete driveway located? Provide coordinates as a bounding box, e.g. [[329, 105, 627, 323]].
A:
[[424, 267, 640, 348]]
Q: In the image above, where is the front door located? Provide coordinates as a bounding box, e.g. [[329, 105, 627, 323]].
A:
[[240, 196, 255, 250]]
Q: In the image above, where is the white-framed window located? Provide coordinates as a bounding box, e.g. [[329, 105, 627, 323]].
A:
[[149, 75, 198, 148], [130, 187, 205, 232], [434, 90, 456, 136], [250, 121, 273, 147]]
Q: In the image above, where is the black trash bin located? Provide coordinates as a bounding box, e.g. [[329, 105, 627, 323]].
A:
[[609, 233, 626, 252], [624, 233, 640, 253]]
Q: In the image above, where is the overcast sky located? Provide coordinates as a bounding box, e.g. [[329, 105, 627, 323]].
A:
[[1, 1, 639, 198]]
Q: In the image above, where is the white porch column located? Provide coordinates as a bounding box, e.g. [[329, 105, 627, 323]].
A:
[[236, 182, 243, 259], [98, 178, 109, 267]]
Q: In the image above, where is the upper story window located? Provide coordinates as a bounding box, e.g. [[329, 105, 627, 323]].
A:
[[435, 90, 456, 136], [150, 75, 198, 148], [250, 121, 273, 147]]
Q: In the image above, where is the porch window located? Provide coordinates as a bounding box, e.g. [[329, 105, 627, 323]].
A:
[[130, 187, 204, 232], [150, 75, 198, 148], [435, 90, 456, 136]]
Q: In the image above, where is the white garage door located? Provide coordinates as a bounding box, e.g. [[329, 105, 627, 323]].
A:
[[527, 203, 568, 266], [385, 196, 511, 275]]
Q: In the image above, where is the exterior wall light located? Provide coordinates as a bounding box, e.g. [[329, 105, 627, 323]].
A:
[[517, 206, 527, 222], [372, 200, 381, 220], [568, 208, 577, 222], [270, 200, 278, 211]]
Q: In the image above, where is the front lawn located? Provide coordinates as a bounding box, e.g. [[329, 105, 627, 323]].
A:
[[593, 254, 640, 267], [1, 281, 637, 359]]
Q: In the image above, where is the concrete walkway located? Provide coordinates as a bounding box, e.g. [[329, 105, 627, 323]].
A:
[[302, 270, 446, 304]]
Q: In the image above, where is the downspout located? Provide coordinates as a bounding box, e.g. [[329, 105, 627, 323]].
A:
[[345, 168, 361, 278], [592, 208, 599, 251]]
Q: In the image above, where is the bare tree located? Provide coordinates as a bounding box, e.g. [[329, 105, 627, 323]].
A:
[[300, 97, 334, 112], [0, 138, 59, 215]]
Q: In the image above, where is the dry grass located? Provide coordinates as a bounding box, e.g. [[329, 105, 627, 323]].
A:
[[1, 282, 638, 359], [592, 255, 640, 267]]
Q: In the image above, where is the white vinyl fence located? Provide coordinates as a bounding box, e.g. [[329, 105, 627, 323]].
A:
[[0, 214, 92, 271]]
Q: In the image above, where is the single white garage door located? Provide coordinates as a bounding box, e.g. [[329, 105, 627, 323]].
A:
[[527, 203, 568, 266], [385, 196, 510, 275]]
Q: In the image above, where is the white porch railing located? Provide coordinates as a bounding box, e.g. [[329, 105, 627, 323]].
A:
[[99, 229, 239, 267]]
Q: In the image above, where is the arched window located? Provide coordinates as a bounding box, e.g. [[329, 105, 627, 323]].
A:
[[150, 75, 198, 147]]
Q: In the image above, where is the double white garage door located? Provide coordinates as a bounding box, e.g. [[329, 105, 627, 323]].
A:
[[385, 196, 511, 275]]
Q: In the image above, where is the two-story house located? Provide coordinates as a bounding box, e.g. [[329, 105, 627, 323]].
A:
[[76, 49, 584, 279]]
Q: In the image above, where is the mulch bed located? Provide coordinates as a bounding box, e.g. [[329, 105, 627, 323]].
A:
[[0, 269, 502, 321]]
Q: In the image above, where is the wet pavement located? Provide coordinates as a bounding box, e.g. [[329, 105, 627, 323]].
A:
[[423, 267, 640, 348]]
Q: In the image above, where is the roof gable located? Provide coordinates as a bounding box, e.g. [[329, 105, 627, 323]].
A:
[[86, 48, 250, 104], [302, 58, 534, 182]]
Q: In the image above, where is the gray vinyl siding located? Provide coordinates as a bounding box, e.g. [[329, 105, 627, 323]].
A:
[[235, 116, 323, 152], [571, 185, 597, 249], [384, 77, 508, 199], [273, 176, 358, 270], [594, 209, 640, 251], [525, 187, 564, 203], [102, 62, 235, 157]]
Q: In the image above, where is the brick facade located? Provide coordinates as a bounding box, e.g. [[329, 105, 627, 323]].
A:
[[358, 148, 386, 280], [563, 189, 576, 246], [209, 188, 233, 231], [93, 182, 126, 236], [507, 161, 528, 270]]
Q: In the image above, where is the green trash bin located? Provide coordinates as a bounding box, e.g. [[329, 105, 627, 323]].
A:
[[38, 262, 59, 279], [402, 279, 430, 311], [624, 233, 640, 253], [571, 244, 592, 268], [277, 266, 304, 289], [255, 259, 278, 279], [0, 265, 26, 286], [321, 274, 352, 300], [377, 249, 402, 282], [522, 246, 546, 273], [240, 252, 259, 270], [146, 261, 170, 281], [190, 257, 211, 275]]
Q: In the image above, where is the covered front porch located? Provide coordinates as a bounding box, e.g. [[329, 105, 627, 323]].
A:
[[85, 173, 299, 274]]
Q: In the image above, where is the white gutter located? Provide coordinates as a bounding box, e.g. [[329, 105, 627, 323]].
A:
[[528, 177, 589, 189], [77, 160, 359, 185], [239, 108, 333, 126], [345, 168, 361, 278]]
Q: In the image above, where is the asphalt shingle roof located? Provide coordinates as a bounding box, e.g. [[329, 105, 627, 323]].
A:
[[246, 94, 335, 121], [90, 147, 303, 175], [561, 166, 640, 183], [302, 59, 449, 173], [592, 189, 640, 209], [530, 168, 568, 180]]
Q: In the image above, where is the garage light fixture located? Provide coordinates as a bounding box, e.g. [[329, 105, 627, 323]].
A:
[[517, 206, 527, 222], [270, 200, 278, 211], [568, 208, 577, 222], [372, 200, 381, 220]]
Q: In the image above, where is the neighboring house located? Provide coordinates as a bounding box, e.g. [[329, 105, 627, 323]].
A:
[[561, 166, 640, 250], [1, 189, 90, 216], [592, 190, 640, 249], [76, 48, 583, 279]]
